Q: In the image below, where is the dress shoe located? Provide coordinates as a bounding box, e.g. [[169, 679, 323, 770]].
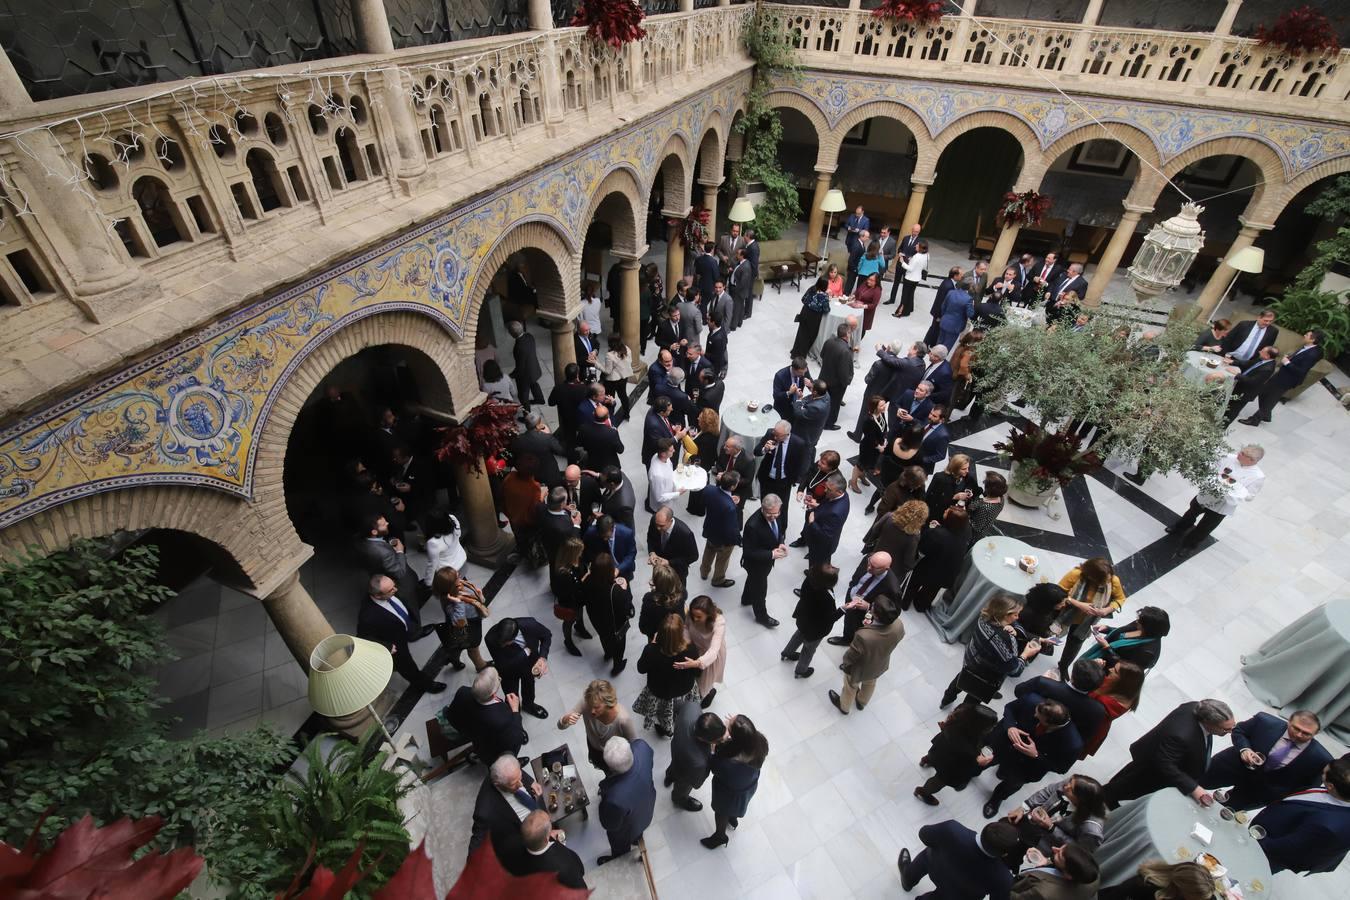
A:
[[449, 659, 467, 671], [678, 797, 703, 812], [741, 597, 753, 606], [1164, 522, 1185, 534], [712, 579, 737, 588], [983, 799, 1001, 820], [826, 636, 850, 647], [898, 848, 917, 891], [700, 688, 717, 708], [794, 667, 814, 678], [610, 659, 627, 677], [825, 424, 841, 431], [656, 725, 673, 738], [919, 755, 931, 768], [828, 689, 848, 715], [756, 616, 780, 628], [1176, 545, 1196, 558], [574, 626, 594, 640], [565, 642, 582, 657], [856, 699, 866, 711], [423, 681, 448, 694], [939, 692, 958, 709], [846, 432, 862, 442], [596, 855, 616, 866], [913, 787, 938, 807], [788, 538, 807, 548], [793, 587, 802, 597], [700, 833, 730, 849], [415, 624, 439, 640], [524, 703, 549, 719], [1239, 417, 1262, 427], [781, 650, 800, 661]]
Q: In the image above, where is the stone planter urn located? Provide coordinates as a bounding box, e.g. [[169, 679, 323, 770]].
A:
[[1006, 459, 1059, 508]]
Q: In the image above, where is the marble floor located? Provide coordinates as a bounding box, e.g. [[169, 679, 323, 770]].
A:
[[383, 236, 1350, 898]]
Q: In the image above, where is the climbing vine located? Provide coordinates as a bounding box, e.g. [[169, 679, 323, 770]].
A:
[[730, 9, 802, 241]]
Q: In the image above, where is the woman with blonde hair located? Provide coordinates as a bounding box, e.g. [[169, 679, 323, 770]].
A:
[[824, 263, 844, 298], [925, 453, 981, 524], [432, 566, 489, 672], [686, 407, 722, 517], [674, 595, 727, 708], [633, 613, 702, 736], [940, 592, 1041, 707], [1099, 860, 1215, 900], [558, 678, 638, 773]]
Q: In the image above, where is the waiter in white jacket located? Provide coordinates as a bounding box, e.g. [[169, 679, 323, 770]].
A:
[[1167, 445, 1265, 555]]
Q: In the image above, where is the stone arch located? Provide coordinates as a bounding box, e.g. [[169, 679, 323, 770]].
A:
[[1266, 155, 1350, 221], [763, 91, 828, 152], [653, 132, 693, 214], [1159, 137, 1287, 216], [1039, 121, 1164, 179], [931, 111, 1043, 180], [466, 219, 579, 341], [695, 111, 727, 185], [819, 101, 937, 175], [581, 166, 645, 258]]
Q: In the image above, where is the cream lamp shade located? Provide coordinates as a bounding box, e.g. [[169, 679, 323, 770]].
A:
[[307, 634, 393, 717], [1226, 245, 1265, 274], [727, 197, 756, 223], [821, 189, 847, 213]]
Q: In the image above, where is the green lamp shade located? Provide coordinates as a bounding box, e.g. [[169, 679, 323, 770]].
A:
[[307, 634, 393, 717]]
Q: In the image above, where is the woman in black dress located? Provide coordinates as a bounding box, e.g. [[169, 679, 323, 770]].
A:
[[914, 701, 999, 805], [582, 552, 634, 678], [867, 425, 925, 516], [868, 462, 927, 520], [633, 613, 702, 736], [902, 507, 972, 612], [848, 395, 888, 494], [685, 407, 721, 517], [701, 714, 770, 849], [551, 536, 591, 656], [780, 563, 842, 679], [1016, 582, 1069, 647], [790, 276, 832, 359], [638, 563, 685, 639], [925, 453, 982, 525], [1076, 605, 1170, 672], [864, 498, 928, 577]]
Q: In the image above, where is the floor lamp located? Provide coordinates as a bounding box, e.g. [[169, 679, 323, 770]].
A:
[[820, 188, 847, 272], [1211, 245, 1265, 323], [307, 633, 397, 747], [728, 196, 755, 229]]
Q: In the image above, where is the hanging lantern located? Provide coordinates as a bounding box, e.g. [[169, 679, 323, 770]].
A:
[[1127, 202, 1206, 299]]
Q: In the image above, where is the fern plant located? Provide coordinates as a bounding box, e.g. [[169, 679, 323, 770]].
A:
[[263, 730, 413, 898]]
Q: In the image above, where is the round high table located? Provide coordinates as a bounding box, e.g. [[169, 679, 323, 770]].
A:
[[1182, 350, 1238, 409], [1097, 790, 1275, 896], [926, 535, 1040, 643], [809, 302, 861, 361], [719, 404, 778, 449], [1241, 596, 1350, 743], [1004, 306, 1046, 328], [671, 464, 708, 494]]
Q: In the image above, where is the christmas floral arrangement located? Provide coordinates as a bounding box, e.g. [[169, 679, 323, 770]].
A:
[[434, 398, 520, 472], [570, 0, 647, 49], [1254, 5, 1339, 56], [994, 423, 1102, 493], [997, 189, 1054, 228], [872, 0, 945, 27], [671, 205, 712, 249]]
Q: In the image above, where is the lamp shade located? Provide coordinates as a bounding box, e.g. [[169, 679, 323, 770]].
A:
[[1226, 245, 1265, 274], [727, 197, 756, 223], [307, 634, 393, 717], [821, 188, 847, 213]]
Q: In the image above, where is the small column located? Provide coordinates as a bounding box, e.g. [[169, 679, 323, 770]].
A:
[[700, 180, 721, 237], [663, 214, 687, 298], [990, 223, 1021, 270], [619, 254, 644, 365], [261, 569, 336, 671], [528, 0, 553, 29], [805, 170, 833, 256], [353, 1, 428, 184], [679, 0, 694, 11], [455, 461, 515, 567], [901, 180, 931, 235], [1194, 222, 1269, 320], [1081, 0, 1105, 26], [1214, 0, 1243, 36], [549, 317, 575, 384], [848, 0, 862, 9], [1084, 204, 1149, 306]]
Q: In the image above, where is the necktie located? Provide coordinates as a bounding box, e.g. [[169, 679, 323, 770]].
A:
[[663, 417, 673, 435], [772, 443, 785, 480], [1266, 738, 1296, 770], [769, 517, 779, 541], [1204, 732, 1214, 766], [515, 787, 537, 809], [608, 536, 616, 558], [660, 528, 669, 550], [387, 598, 411, 630]]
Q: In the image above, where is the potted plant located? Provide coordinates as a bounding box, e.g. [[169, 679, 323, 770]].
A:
[[873, 0, 945, 27], [570, 0, 647, 49], [994, 423, 1101, 505], [997, 190, 1054, 228], [671, 205, 712, 250], [433, 398, 520, 473], [1254, 5, 1339, 57]]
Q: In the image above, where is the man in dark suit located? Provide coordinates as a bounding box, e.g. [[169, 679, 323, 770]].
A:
[[1012, 659, 1108, 755], [510, 412, 566, 486], [982, 698, 1084, 819], [1253, 757, 1350, 874], [547, 363, 588, 448], [876, 225, 898, 280], [691, 368, 725, 414], [788, 450, 841, 547], [652, 310, 682, 356], [577, 405, 624, 471], [484, 616, 553, 719], [647, 349, 673, 397], [357, 575, 446, 693], [792, 379, 831, 455], [917, 345, 954, 405], [694, 241, 719, 303], [729, 248, 754, 331], [923, 265, 964, 347], [1242, 329, 1325, 426], [666, 703, 726, 811], [559, 463, 599, 515], [889, 381, 934, 439], [705, 313, 729, 377], [972, 293, 1006, 328], [508, 262, 537, 307], [1223, 346, 1280, 425], [469, 754, 540, 855], [710, 435, 756, 506], [647, 505, 700, 584], [887, 223, 922, 305], [1009, 252, 1035, 303], [597, 736, 657, 865], [498, 809, 587, 889], [1220, 309, 1280, 364], [598, 466, 637, 531], [875, 340, 928, 403], [684, 343, 712, 391], [536, 486, 581, 563], [771, 357, 811, 421], [446, 668, 526, 763], [845, 228, 868, 295], [698, 471, 743, 589], [962, 260, 989, 298], [755, 421, 808, 535], [1203, 710, 1332, 810], [918, 404, 951, 474], [1045, 262, 1088, 326], [642, 395, 684, 466], [740, 493, 788, 627], [508, 320, 544, 410], [1023, 251, 1063, 306], [897, 820, 1021, 898], [1104, 698, 1236, 807], [584, 514, 637, 580], [818, 324, 854, 430], [354, 515, 428, 634], [741, 228, 761, 317], [802, 473, 849, 567], [574, 321, 600, 381], [706, 281, 733, 332], [828, 551, 903, 646], [716, 223, 745, 279]]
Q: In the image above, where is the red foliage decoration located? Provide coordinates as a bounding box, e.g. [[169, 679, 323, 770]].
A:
[[996, 190, 1054, 228], [670, 205, 712, 249], [434, 398, 521, 472], [872, 0, 945, 27], [994, 423, 1102, 488], [570, 0, 647, 49], [0, 814, 204, 899], [1254, 5, 1340, 56]]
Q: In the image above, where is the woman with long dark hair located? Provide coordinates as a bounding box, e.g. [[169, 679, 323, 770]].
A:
[[867, 426, 925, 516], [432, 566, 489, 672], [848, 395, 888, 494], [1006, 774, 1109, 854], [582, 552, 634, 677], [1083, 660, 1146, 756], [701, 714, 769, 849], [915, 701, 999, 805], [633, 613, 702, 736], [673, 595, 727, 708], [781, 563, 842, 679], [1077, 606, 1170, 672], [791, 277, 832, 359], [637, 563, 684, 639], [551, 536, 591, 655]]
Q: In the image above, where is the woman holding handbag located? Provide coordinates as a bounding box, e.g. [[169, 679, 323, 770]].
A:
[[940, 593, 1041, 707], [551, 536, 592, 656], [914, 701, 999, 805], [582, 552, 635, 677], [1053, 557, 1127, 680], [432, 566, 490, 672]]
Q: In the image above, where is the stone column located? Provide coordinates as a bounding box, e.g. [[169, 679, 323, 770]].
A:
[[260, 569, 336, 671], [805, 170, 833, 256], [990, 224, 1021, 269], [1214, 0, 1243, 35], [700, 181, 721, 236], [549, 317, 575, 384], [619, 254, 644, 366], [901, 180, 931, 234], [680, 0, 694, 11], [664, 216, 686, 297], [1084, 204, 1149, 306], [528, 0, 553, 29], [1194, 221, 1269, 320], [1081, 0, 1105, 26], [455, 461, 515, 567], [352, 1, 428, 185]]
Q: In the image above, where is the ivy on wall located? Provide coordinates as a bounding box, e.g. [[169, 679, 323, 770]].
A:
[[730, 8, 802, 240]]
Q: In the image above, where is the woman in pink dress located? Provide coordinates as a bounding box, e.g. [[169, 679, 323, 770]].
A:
[[675, 594, 727, 709]]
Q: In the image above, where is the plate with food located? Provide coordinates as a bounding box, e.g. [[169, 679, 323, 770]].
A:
[[1017, 554, 1039, 574]]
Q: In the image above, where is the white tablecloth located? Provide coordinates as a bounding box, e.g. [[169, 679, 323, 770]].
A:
[[672, 465, 708, 493], [720, 404, 778, 447], [810, 302, 862, 361], [1182, 350, 1238, 409], [927, 535, 1042, 643]]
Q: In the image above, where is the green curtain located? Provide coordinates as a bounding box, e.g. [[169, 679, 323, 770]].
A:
[[921, 131, 1023, 242]]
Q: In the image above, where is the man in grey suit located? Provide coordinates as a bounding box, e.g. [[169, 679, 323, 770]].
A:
[[876, 225, 898, 282], [676, 292, 703, 345], [961, 259, 990, 299], [792, 379, 831, 457], [729, 248, 754, 331], [508, 320, 544, 410], [706, 279, 733, 330], [597, 736, 656, 865], [818, 321, 855, 430], [355, 513, 432, 637], [665, 702, 727, 811], [716, 223, 745, 278]]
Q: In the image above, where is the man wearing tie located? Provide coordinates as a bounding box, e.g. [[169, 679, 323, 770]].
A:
[[755, 421, 807, 535], [1045, 263, 1088, 326], [844, 205, 870, 254], [357, 574, 447, 693], [917, 345, 953, 405], [728, 248, 754, 331], [886, 223, 922, 305], [469, 755, 542, 854], [1024, 251, 1063, 306], [1223, 347, 1279, 425], [574, 321, 600, 382], [740, 494, 788, 627], [962, 259, 990, 299], [918, 404, 951, 474], [827, 552, 902, 646], [876, 225, 898, 282], [1252, 757, 1350, 874], [771, 358, 811, 421], [1103, 699, 1237, 807], [713, 435, 756, 507], [1220, 309, 1280, 364], [1202, 710, 1332, 811], [584, 514, 637, 580], [706, 280, 733, 334], [1242, 329, 1325, 427], [716, 223, 745, 279], [741, 229, 761, 321], [1009, 253, 1035, 305], [801, 473, 850, 567], [646, 506, 700, 584]]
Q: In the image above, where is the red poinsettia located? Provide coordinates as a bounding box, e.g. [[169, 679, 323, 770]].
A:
[[434, 398, 521, 472], [570, 0, 647, 49], [996, 190, 1054, 228], [994, 423, 1101, 488], [1254, 5, 1340, 56], [872, 0, 945, 27], [669, 205, 712, 249]]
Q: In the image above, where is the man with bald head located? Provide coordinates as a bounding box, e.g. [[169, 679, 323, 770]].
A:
[[577, 405, 623, 471], [827, 551, 903, 646], [357, 574, 446, 693], [499, 809, 587, 888]]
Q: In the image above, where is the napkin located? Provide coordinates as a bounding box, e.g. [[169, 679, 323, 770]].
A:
[[1190, 823, 1214, 846]]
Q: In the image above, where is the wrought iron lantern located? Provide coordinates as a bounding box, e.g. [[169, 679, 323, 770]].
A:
[[1126, 202, 1206, 299]]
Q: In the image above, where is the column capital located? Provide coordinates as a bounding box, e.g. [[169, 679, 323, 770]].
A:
[[661, 206, 691, 220], [542, 314, 576, 333], [813, 166, 837, 176], [617, 250, 648, 267], [909, 179, 933, 190], [1237, 217, 1276, 232], [244, 543, 316, 600], [698, 178, 724, 189], [1121, 202, 1153, 215]]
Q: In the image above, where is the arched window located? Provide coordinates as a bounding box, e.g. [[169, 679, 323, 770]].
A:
[[335, 128, 365, 184], [132, 176, 185, 247], [429, 105, 446, 155], [245, 148, 286, 212]]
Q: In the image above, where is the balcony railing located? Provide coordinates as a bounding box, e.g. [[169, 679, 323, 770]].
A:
[[763, 6, 1350, 118]]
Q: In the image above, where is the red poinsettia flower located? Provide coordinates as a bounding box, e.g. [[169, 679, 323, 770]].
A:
[[571, 0, 647, 49], [1254, 5, 1340, 56], [872, 0, 945, 27]]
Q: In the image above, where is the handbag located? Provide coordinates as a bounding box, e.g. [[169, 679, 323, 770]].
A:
[[955, 665, 1003, 703], [442, 619, 474, 651], [681, 432, 700, 457], [552, 603, 577, 622]]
